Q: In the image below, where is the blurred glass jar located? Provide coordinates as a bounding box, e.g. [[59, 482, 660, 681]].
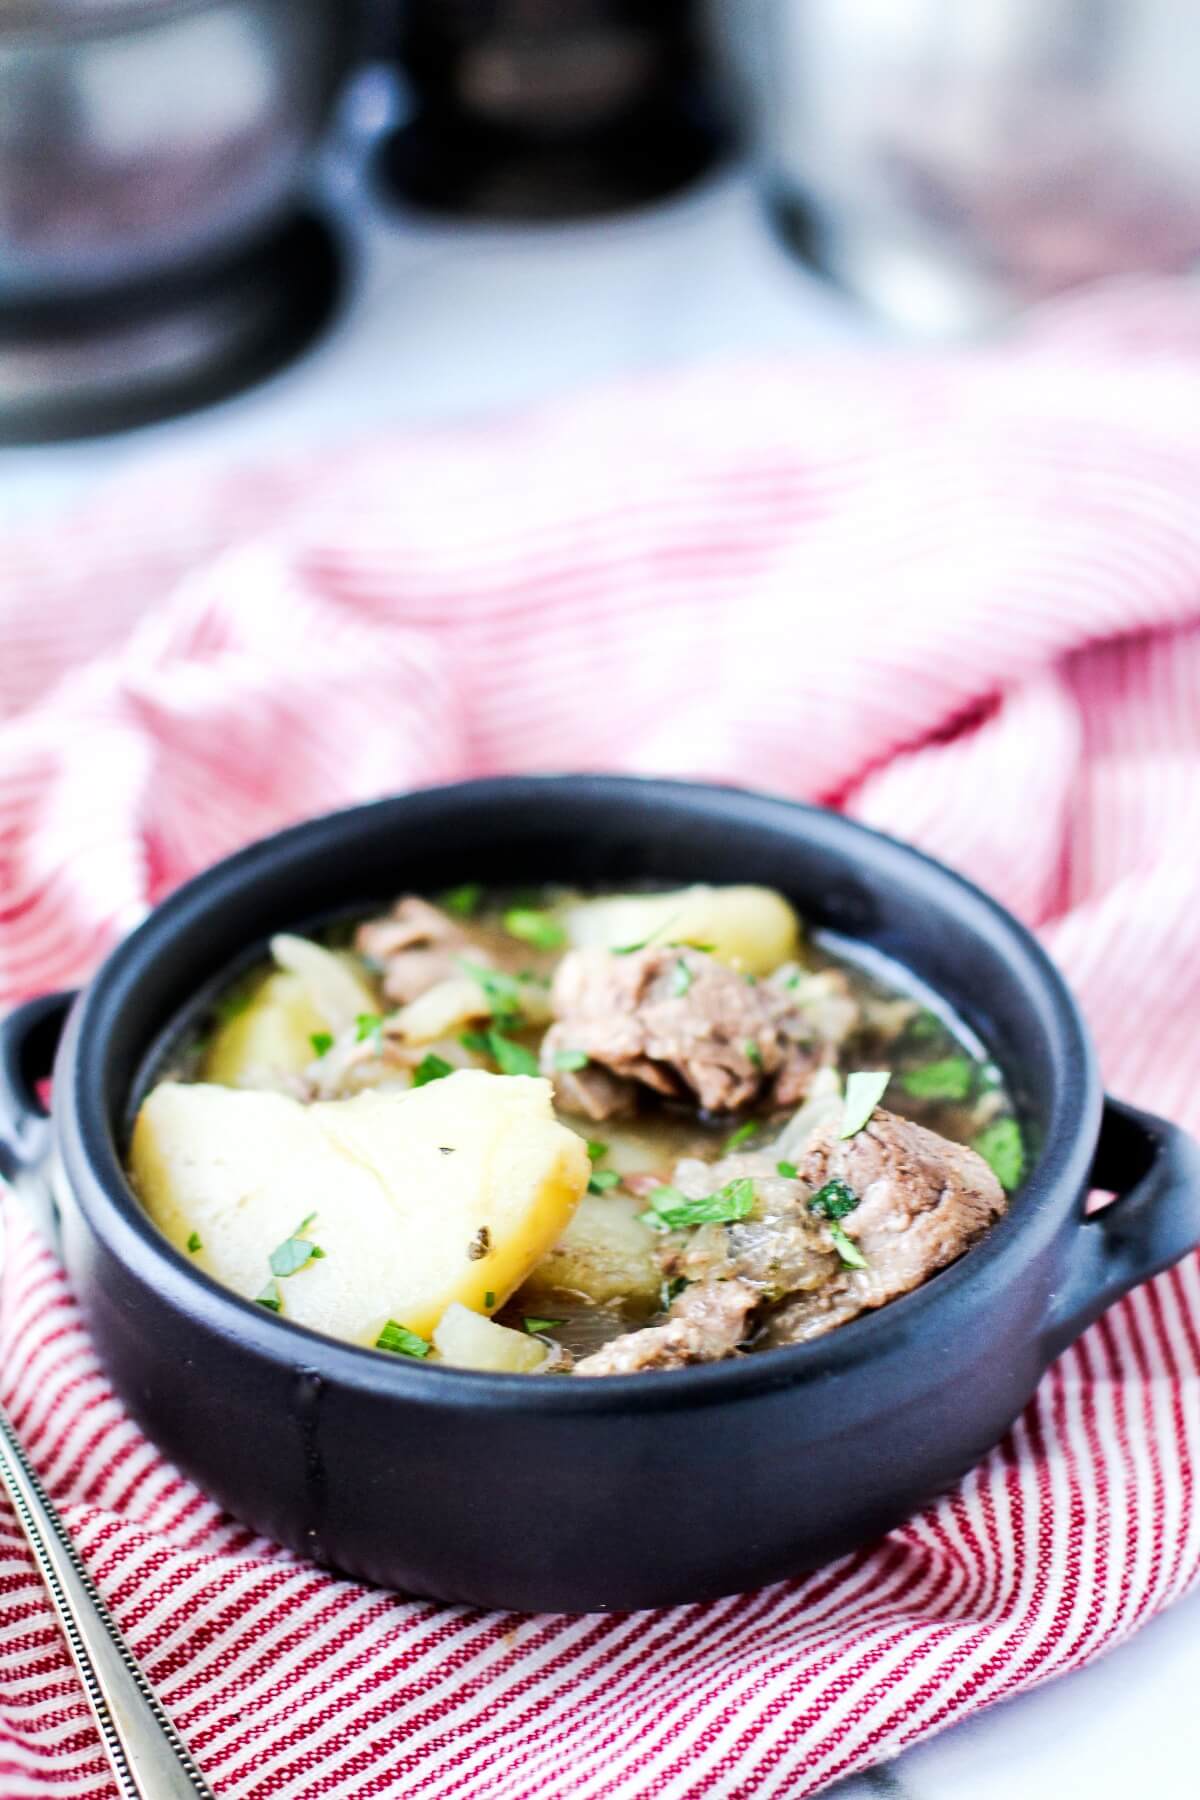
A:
[[0, 0, 352, 306], [714, 0, 1200, 334]]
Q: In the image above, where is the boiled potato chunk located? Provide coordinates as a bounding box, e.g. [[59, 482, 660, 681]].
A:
[[433, 1303, 549, 1373], [130, 1071, 589, 1345], [522, 1191, 662, 1306], [203, 971, 328, 1087], [563, 885, 799, 975]]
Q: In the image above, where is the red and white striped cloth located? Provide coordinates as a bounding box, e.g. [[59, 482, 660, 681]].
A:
[[3, 281, 1200, 1798]]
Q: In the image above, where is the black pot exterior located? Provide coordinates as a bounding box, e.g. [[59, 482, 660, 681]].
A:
[[16, 777, 1200, 1611]]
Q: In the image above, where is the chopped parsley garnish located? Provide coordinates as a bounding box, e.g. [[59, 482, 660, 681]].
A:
[[586, 1140, 608, 1162], [441, 882, 484, 918], [459, 1027, 539, 1076], [458, 959, 529, 1024], [355, 1012, 384, 1047], [553, 1048, 590, 1071], [907, 1010, 942, 1042], [503, 907, 566, 950], [744, 1039, 763, 1069], [186, 1231, 203, 1253], [375, 1321, 430, 1358], [671, 958, 693, 997], [724, 1120, 758, 1152], [523, 1317, 563, 1336], [839, 1070, 891, 1139], [743, 973, 758, 986], [613, 914, 682, 956], [484, 1290, 496, 1309], [975, 1116, 1025, 1191], [587, 1168, 621, 1195], [648, 1176, 756, 1231], [902, 1056, 973, 1101], [490, 1033, 540, 1077], [269, 1212, 325, 1278], [776, 1160, 799, 1180], [808, 1178, 860, 1220], [660, 1275, 689, 1308], [413, 1052, 455, 1087], [309, 1031, 334, 1059], [255, 1281, 282, 1313], [828, 1223, 868, 1270]]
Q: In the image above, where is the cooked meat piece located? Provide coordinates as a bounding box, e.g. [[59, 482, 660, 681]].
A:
[[549, 1059, 636, 1123], [543, 948, 859, 1117], [763, 1109, 1006, 1346], [355, 898, 472, 1006], [573, 1277, 760, 1376], [665, 1152, 838, 1300]]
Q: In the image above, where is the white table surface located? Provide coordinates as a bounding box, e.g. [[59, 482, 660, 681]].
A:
[[2, 81, 1197, 1798]]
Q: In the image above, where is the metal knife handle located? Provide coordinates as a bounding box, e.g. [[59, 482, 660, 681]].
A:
[[0, 1402, 214, 1799]]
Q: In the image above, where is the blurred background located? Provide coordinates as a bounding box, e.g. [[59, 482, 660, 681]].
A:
[[5, 0, 1200, 516]]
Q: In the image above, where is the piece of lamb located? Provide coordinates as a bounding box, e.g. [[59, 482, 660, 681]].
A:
[[763, 1108, 1006, 1346], [543, 947, 859, 1118], [573, 1277, 760, 1376], [355, 897, 474, 1006]]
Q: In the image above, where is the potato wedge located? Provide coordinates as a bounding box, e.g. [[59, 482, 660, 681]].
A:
[[522, 1191, 662, 1306], [203, 971, 328, 1087], [562, 885, 799, 975], [130, 1071, 589, 1345], [433, 1303, 549, 1373]]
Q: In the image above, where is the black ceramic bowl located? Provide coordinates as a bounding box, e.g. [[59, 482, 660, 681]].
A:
[[3, 777, 1199, 1613]]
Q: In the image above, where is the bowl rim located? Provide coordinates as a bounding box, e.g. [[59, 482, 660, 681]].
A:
[[57, 774, 1102, 1412]]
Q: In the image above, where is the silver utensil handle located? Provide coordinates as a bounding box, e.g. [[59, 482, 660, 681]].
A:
[[0, 1402, 214, 1799]]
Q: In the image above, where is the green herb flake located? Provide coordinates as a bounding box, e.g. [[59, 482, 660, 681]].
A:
[[255, 1281, 282, 1313], [441, 882, 484, 918], [901, 1056, 973, 1102], [553, 1049, 590, 1072], [309, 1031, 334, 1059], [375, 1320, 430, 1358], [724, 1120, 758, 1152], [808, 1178, 860, 1221], [413, 1052, 455, 1087], [484, 1291, 496, 1309], [586, 1140, 609, 1163], [269, 1214, 324, 1278], [745, 1039, 764, 1069], [355, 1011, 384, 1046], [907, 1010, 943, 1042], [660, 1275, 689, 1308], [459, 1029, 492, 1056], [186, 1231, 203, 1254], [840, 1070, 891, 1139], [588, 1168, 621, 1195], [975, 1116, 1025, 1192], [828, 1222, 868, 1270], [523, 1317, 564, 1336], [651, 1176, 756, 1231], [503, 907, 566, 950], [458, 959, 528, 1024], [489, 1032, 540, 1078], [776, 1160, 799, 1180], [671, 958, 693, 997]]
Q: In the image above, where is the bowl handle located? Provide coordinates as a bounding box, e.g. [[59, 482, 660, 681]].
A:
[[0, 993, 75, 1183], [1045, 1096, 1200, 1359]]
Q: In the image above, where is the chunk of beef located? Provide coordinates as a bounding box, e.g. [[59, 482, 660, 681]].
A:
[[355, 898, 472, 1006], [763, 1109, 1006, 1346], [573, 1277, 759, 1376], [543, 947, 859, 1118]]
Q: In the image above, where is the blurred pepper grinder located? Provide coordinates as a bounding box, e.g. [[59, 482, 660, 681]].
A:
[[377, 0, 725, 219]]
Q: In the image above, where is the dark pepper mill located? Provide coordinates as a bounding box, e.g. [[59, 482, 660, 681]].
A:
[[378, 0, 725, 219]]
